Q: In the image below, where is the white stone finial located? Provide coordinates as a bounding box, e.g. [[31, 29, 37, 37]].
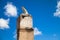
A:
[[22, 7, 28, 14]]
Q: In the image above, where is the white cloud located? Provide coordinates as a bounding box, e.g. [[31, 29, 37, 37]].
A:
[[54, 1, 60, 17], [13, 27, 42, 39], [0, 18, 9, 29], [4, 2, 18, 17], [34, 27, 42, 35]]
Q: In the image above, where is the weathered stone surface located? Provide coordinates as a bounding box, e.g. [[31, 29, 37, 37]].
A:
[[17, 7, 34, 40]]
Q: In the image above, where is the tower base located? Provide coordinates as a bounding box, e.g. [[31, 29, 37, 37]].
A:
[[18, 28, 34, 40]]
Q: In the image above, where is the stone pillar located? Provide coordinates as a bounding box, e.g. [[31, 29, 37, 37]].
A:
[[17, 7, 34, 40], [19, 28, 34, 40]]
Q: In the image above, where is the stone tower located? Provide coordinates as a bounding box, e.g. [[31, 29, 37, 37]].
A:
[[17, 7, 34, 40]]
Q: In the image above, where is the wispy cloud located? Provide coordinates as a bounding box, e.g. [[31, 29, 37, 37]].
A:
[[53, 34, 57, 37], [34, 27, 42, 36], [0, 18, 9, 29], [13, 30, 17, 39], [4, 2, 18, 17], [13, 34, 17, 39], [54, 1, 60, 17]]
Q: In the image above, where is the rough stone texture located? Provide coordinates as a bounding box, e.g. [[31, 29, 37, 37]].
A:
[[17, 13, 34, 40], [18, 28, 34, 40], [20, 14, 33, 29]]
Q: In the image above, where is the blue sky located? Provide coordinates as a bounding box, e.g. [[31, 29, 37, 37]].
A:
[[0, 0, 60, 40]]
